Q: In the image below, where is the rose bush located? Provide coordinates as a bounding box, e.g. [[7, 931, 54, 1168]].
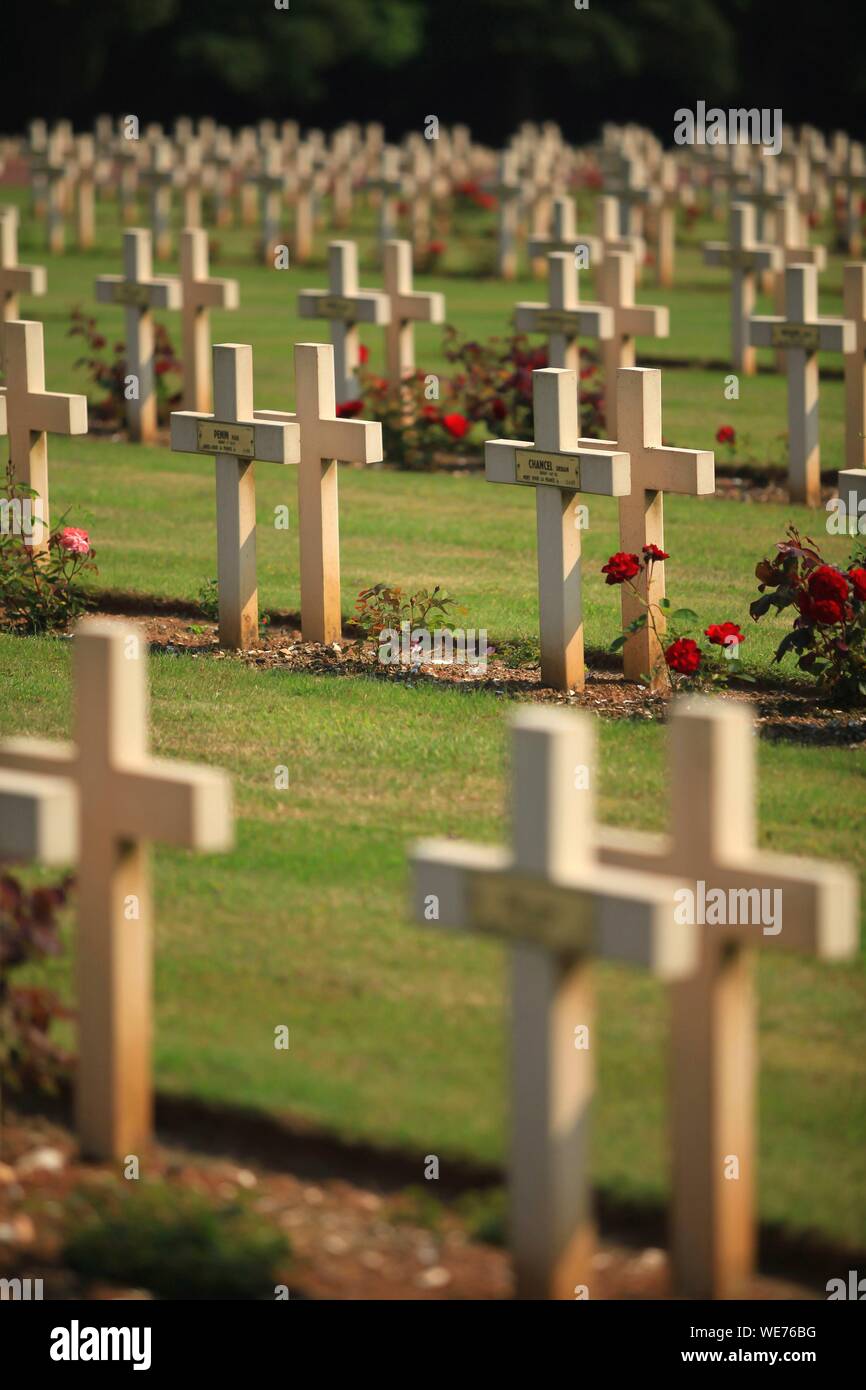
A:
[[750, 525, 866, 702]]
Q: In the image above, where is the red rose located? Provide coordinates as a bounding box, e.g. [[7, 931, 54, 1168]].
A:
[[428, 240, 446, 256], [421, 405, 440, 423], [155, 360, 172, 376], [665, 637, 701, 674], [716, 425, 735, 445], [335, 399, 364, 418], [358, 344, 369, 365], [810, 597, 844, 625], [442, 412, 470, 439], [491, 397, 507, 420], [705, 621, 745, 646], [807, 564, 848, 605], [847, 566, 866, 601], [601, 552, 641, 585], [642, 544, 669, 562]]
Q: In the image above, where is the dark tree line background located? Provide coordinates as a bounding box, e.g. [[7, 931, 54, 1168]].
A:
[[3, 0, 863, 145]]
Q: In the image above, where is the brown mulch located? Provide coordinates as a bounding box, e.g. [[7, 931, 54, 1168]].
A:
[[0, 1108, 819, 1301], [90, 606, 866, 747]]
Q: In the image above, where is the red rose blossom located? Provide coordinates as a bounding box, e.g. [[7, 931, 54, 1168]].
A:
[[601, 552, 641, 585], [421, 405, 440, 422], [491, 397, 507, 420], [335, 399, 364, 419], [705, 621, 745, 646], [442, 412, 470, 439], [847, 566, 866, 601], [716, 425, 735, 445], [358, 344, 369, 365], [810, 597, 845, 625], [807, 564, 848, 605], [642, 544, 669, 562], [665, 637, 701, 674]]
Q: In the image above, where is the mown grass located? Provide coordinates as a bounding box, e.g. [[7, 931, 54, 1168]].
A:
[[1, 182, 864, 1250]]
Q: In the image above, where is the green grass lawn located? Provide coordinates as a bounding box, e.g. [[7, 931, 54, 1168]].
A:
[[4, 636, 865, 1247], [2, 185, 865, 1252]]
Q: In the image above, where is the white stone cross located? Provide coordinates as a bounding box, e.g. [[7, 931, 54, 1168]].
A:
[[527, 195, 601, 271], [748, 263, 854, 505], [0, 319, 88, 549], [298, 240, 390, 402], [179, 227, 240, 414], [485, 367, 631, 691], [95, 228, 182, 442], [770, 193, 827, 372], [256, 143, 287, 264], [0, 206, 46, 370], [381, 238, 445, 388], [597, 697, 858, 1298], [703, 203, 782, 375], [515, 251, 612, 373], [496, 150, 522, 280], [580, 368, 714, 684], [410, 704, 696, 1300], [0, 617, 234, 1160], [255, 342, 383, 644], [0, 769, 75, 865], [603, 150, 651, 238], [595, 195, 645, 288], [142, 140, 175, 260], [597, 249, 668, 435], [171, 343, 298, 649], [365, 146, 402, 259], [843, 262, 866, 473]]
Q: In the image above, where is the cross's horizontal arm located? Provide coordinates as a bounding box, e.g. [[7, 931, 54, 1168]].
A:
[[171, 410, 299, 464], [596, 827, 858, 958], [0, 265, 47, 295], [485, 438, 630, 495], [410, 837, 697, 977], [113, 761, 234, 852], [298, 289, 390, 325]]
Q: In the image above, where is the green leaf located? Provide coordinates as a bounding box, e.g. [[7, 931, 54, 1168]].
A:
[[670, 608, 699, 624], [609, 635, 627, 652], [658, 598, 672, 611]]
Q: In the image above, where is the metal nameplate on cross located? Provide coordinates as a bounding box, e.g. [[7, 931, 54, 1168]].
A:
[[317, 295, 359, 320], [468, 871, 595, 953], [514, 449, 582, 489], [769, 322, 821, 350], [195, 420, 257, 457]]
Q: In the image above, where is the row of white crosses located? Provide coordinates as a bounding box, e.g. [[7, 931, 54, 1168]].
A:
[[0, 618, 233, 1160], [486, 364, 713, 691], [410, 697, 858, 1298], [95, 226, 239, 440], [299, 238, 444, 400]]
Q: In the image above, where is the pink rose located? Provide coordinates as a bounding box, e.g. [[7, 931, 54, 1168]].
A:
[[58, 527, 90, 555]]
